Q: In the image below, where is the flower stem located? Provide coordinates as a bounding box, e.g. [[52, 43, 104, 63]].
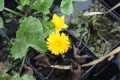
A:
[[40, 20, 52, 34], [72, 3, 88, 21], [4, 7, 24, 17], [19, 51, 28, 75]]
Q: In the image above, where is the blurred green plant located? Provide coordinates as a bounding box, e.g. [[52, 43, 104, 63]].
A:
[[69, 5, 120, 57], [60, 0, 86, 15], [1, 71, 35, 80]]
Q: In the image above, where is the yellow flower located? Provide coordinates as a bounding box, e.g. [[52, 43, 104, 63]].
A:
[[46, 32, 70, 55], [52, 14, 68, 31]]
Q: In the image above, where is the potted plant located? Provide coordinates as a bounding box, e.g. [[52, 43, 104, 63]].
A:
[[1, 0, 120, 80], [10, 11, 98, 79], [0, 0, 99, 79], [25, 28, 98, 80]]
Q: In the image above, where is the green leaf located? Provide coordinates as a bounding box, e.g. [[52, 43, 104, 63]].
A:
[[17, 5, 23, 10], [21, 75, 35, 80], [20, 0, 30, 6], [60, 0, 73, 15], [46, 21, 55, 29], [1, 73, 21, 80], [0, 0, 4, 11], [10, 74, 22, 80], [11, 16, 47, 59], [30, 0, 54, 14], [1, 71, 35, 80], [73, 0, 87, 2], [43, 21, 55, 38], [0, 17, 3, 28], [60, 0, 86, 15], [42, 21, 55, 38]]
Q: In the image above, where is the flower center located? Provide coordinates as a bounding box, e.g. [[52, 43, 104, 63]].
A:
[[55, 42, 60, 47]]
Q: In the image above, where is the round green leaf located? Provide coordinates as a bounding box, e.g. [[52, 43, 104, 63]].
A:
[[11, 16, 47, 59]]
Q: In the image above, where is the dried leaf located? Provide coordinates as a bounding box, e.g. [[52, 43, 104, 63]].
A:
[[73, 44, 90, 64], [22, 64, 33, 76], [70, 63, 81, 80], [73, 44, 79, 56], [0, 62, 5, 72], [75, 55, 90, 64], [33, 54, 51, 67]]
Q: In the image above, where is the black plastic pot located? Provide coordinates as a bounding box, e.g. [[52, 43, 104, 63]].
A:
[[7, 58, 43, 80], [0, 28, 11, 42], [101, 0, 120, 22], [26, 30, 98, 80], [7, 59, 22, 74], [89, 41, 120, 80]]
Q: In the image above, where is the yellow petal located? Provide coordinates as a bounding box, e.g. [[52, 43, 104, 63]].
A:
[[61, 15, 65, 22], [51, 14, 68, 32]]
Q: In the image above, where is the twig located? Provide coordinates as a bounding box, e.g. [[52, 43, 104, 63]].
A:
[[78, 32, 88, 47], [78, 29, 90, 54], [50, 59, 77, 69], [46, 61, 58, 79], [97, 32, 110, 44], [50, 65, 71, 69], [81, 46, 120, 67], [83, 2, 120, 16], [106, 2, 120, 13]]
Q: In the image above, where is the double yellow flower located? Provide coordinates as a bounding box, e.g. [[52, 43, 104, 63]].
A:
[[46, 14, 70, 55]]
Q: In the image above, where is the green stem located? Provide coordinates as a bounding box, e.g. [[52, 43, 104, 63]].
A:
[[19, 51, 28, 75], [4, 7, 24, 17], [45, 26, 52, 33], [72, 3, 88, 21], [15, 0, 20, 5], [40, 19, 52, 33]]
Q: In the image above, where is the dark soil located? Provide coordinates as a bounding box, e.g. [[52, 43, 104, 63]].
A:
[[27, 50, 92, 80], [0, 10, 20, 69], [4, 17, 19, 38]]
